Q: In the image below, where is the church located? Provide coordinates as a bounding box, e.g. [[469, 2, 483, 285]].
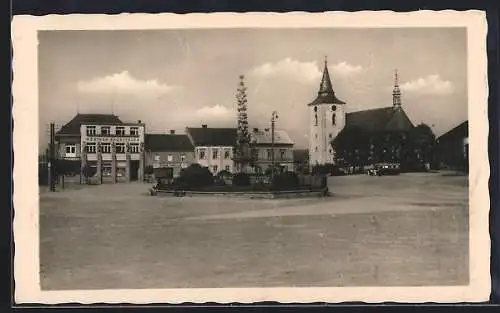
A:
[[308, 58, 416, 169]]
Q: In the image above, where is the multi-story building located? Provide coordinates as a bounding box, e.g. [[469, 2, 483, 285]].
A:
[[185, 125, 237, 174], [55, 113, 146, 183], [250, 128, 295, 173], [144, 131, 195, 179]]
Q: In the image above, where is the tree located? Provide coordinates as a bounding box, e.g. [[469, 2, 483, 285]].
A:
[[332, 126, 371, 166], [174, 163, 214, 189], [403, 123, 436, 169]]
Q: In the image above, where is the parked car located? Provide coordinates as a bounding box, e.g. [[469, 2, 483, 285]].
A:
[[368, 163, 401, 176]]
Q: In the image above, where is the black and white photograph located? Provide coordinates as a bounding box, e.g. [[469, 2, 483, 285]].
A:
[[12, 11, 490, 304]]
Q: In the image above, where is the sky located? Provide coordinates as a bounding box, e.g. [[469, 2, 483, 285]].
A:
[[38, 28, 467, 149]]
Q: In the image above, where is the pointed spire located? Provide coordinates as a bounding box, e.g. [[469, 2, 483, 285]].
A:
[[308, 56, 345, 106], [318, 56, 334, 96], [392, 69, 402, 107]]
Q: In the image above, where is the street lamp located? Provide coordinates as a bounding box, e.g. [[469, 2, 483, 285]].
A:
[[271, 111, 279, 180]]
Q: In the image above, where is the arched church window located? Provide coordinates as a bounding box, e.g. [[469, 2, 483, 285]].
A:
[[314, 106, 318, 112], [331, 105, 336, 111], [314, 106, 318, 126], [332, 113, 336, 126]]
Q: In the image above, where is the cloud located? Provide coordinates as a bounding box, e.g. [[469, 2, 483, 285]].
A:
[[250, 58, 363, 84], [330, 61, 363, 76], [77, 71, 180, 96], [193, 104, 236, 126], [400, 74, 455, 95], [251, 58, 322, 83]]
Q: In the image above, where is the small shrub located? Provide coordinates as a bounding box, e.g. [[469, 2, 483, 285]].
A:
[[232, 172, 250, 186], [174, 163, 213, 189]]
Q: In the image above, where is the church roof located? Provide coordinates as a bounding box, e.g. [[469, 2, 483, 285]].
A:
[[345, 106, 414, 132], [308, 58, 346, 106], [56, 113, 123, 136]]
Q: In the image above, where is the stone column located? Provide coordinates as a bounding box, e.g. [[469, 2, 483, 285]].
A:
[[125, 143, 131, 182], [111, 142, 117, 183], [139, 142, 145, 182], [80, 143, 87, 184], [96, 142, 102, 184]]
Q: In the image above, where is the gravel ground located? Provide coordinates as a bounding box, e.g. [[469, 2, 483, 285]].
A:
[[39, 172, 469, 290]]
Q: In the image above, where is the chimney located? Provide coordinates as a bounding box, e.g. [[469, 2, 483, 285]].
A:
[[202, 124, 207, 128], [170, 130, 175, 135]]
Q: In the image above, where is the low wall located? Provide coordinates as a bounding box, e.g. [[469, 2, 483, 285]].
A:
[[150, 187, 329, 199]]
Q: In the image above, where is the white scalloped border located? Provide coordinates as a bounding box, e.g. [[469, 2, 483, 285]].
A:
[[12, 10, 490, 304]]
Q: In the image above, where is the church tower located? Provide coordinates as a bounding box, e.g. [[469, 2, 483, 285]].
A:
[[308, 57, 346, 167], [392, 69, 402, 108]]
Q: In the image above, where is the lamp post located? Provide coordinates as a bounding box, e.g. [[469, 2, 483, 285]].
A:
[[271, 111, 279, 180]]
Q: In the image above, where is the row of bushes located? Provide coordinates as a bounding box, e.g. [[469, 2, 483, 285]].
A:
[[155, 164, 326, 191]]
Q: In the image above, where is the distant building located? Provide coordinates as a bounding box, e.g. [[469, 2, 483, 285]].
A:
[[185, 125, 237, 174], [436, 121, 468, 172], [55, 113, 146, 183], [144, 131, 195, 179], [307, 58, 415, 167], [250, 127, 294, 173]]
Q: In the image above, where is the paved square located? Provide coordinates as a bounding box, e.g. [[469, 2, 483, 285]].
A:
[[39, 172, 468, 290]]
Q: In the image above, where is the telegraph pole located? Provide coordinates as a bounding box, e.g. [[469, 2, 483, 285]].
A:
[[271, 111, 279, 180], [48, 123, 56, 191]]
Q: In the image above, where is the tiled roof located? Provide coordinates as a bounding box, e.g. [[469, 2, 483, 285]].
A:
[[438, 121, 468, 141], [56, 114, 123, 136], [186, 127, 238, 147], [145, 134, 194, 152], [250, 129, 294, 146], [345, 106, 414, 132]]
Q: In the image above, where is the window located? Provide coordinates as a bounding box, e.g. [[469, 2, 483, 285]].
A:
[[212, 165, 218, 173], [224, 150, 231, 159], [329, 133, 333, 139], [315, 133, 318, 139], [115, 143, 126, 153], [85, 143, 96, 153], [154, 154, 160, 161], [315, 146, 318, 152], [129, 143, 139, 153], [130, 127, 139, 136], [101, 143, 111, 153], [101, 126, 111, 135], [199, 148, 206, 160], [225, 165, 231, 172], [65, 144, 76, 155], [86, 126, 96, 136], [212, 149, 219, 159], [332, 113, 336, 126], [115, 126, 125, 136], [167, 155, 173, 162], [280, 149, 286, 160], [267, 149, 272, 160], [180, 154, 186, 162]]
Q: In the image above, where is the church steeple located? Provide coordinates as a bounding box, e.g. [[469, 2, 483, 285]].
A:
[[318, 56, 334, 96], [392, 69, 402, 108], [308, 56, 345, 106]]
